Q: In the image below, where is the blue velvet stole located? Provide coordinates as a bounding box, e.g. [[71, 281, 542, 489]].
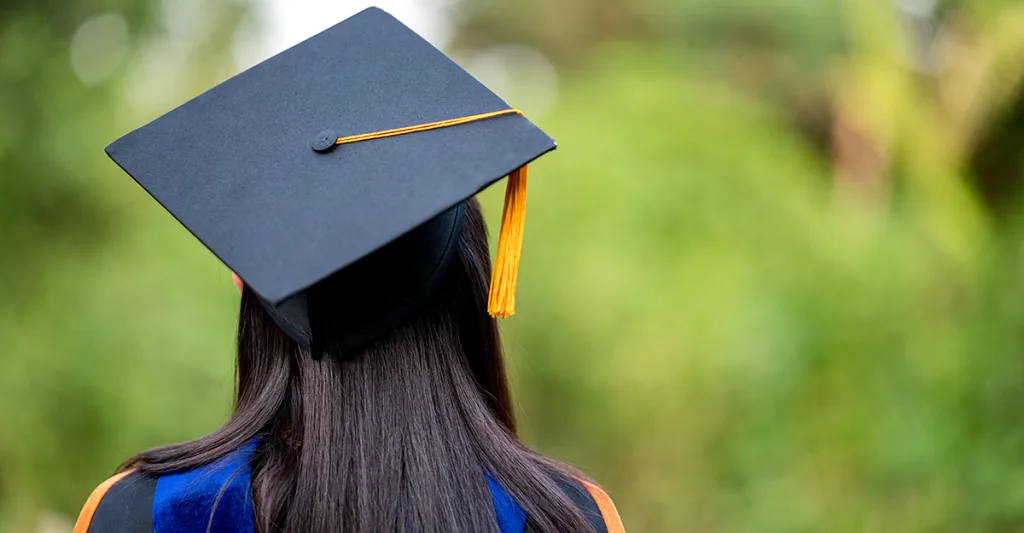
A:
[[151, 443, 526, 532], [487, 472, 528, 532], [153, 443, 257, 533]]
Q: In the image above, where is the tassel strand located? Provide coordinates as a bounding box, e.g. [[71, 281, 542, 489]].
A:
[[488, 165, 529, 318]]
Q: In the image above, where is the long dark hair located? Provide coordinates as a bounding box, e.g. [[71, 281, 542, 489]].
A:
[[124, 200, 595, 532]]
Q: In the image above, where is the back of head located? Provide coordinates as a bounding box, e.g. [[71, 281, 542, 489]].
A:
[[128, 200, 595, 533]]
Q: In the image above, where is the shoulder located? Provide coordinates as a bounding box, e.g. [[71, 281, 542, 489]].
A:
[[545, 472, 625, 533], [575, 479, 625, 533], [75, 445, 258, 533], [73, 470, 157, 533]]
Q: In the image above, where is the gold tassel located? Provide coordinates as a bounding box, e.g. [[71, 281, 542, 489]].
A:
[[488, 165, 529, 318]]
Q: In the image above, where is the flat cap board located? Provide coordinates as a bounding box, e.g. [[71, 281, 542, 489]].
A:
[[106, 7, 556, 305]]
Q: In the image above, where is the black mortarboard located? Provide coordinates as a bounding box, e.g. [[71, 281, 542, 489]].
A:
[[105, 7, 555, 356]]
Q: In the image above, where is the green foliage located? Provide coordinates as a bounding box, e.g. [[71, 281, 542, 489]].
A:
[[486, 48, 1024, 532], [0, 1, 245, 530]]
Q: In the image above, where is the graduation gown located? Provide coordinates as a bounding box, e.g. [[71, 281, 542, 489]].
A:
[[72, 444, 624, 533]]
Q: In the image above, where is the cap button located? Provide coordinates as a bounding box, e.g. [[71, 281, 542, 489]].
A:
[[310, 130, 339, 153]]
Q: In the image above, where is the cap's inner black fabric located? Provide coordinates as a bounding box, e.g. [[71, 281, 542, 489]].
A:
[[259, 202, 466, 356]]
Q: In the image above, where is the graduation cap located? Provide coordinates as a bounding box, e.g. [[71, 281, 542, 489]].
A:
[[105, 7, 556, 356]]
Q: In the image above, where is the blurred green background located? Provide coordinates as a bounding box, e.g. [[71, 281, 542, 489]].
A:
[[3, 0, 1024, 531]]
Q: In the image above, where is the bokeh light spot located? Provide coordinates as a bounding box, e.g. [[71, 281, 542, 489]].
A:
[[459, 45, 559, 119], [69, 12, 130, 86]]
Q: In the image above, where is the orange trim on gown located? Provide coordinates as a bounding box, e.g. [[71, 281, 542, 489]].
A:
[[579, 479, 626, 533], [73, 470, 135, 533]]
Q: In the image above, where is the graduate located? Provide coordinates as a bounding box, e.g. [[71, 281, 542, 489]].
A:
[[73, 8, 624, 533]]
